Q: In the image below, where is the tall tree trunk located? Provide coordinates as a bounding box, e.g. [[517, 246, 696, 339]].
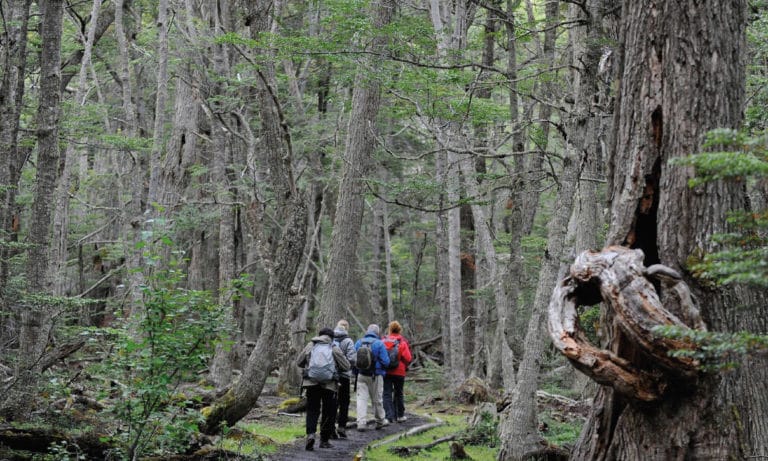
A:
[[446, 150, 466, 387], [564, 0, 615, 397], [147, 0, 170, 207], [435, 151, 452, 372], [114, 0, 144, 313], [0, 0, 32, 301], [317, 0, 396, 329], [428, 0, 477, 387], [201, 0, 308, 431], [207, 0, 238, 390], [520, 0, 558, 234], [1, 0, 65, 419], [489, 0, 527, 390], [559, 1, 768, 458], [497, 133, 582, 461], [382, 198, 395, 325], [49, 0, 104, 296]]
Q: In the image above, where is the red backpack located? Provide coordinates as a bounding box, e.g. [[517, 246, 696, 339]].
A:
[[382, 337, 400, 370]]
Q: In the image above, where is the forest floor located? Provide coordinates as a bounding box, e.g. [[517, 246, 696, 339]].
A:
[[231, 363, 590, 461], [0, 362, 588, 460]]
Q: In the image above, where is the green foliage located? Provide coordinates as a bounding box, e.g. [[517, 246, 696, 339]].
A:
[[460, 411, 499, 447], [368, 412, 499, 461], [670, 129, 768, 287], [578, 305, 601, 344], [653, 325, 768, 371], [89, 260, 225, 459], [540, 410, 582, 446], [219, 421, 303, 456], [660, 127, 768, 368]]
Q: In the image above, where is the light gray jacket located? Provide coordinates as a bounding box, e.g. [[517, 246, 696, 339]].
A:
[[296, 334, 351, 391], [333, 328, 357, 379]]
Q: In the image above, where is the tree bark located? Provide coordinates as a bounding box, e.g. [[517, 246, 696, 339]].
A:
[[317, 0, 396, 330], [201, 0, 308, 431], [113, 0, 145, 314], [1, 0, 65, 420], [498, 118, 582, 461], [147, 0, 170, 207], [207, 0, 239, 390], [49, 0, 104, 296], [0, 0, 32, 302], [552, 1, 768, 458]]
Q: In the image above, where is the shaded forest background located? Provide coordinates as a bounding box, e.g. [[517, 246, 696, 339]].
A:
[[1, 0, 767, 459]]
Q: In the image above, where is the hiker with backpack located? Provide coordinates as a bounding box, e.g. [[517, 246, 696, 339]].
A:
[[332, 319, 356, 438], [296, 327, 350, 451], [353, 324, 390, 431], [382, 320, 413, 424]]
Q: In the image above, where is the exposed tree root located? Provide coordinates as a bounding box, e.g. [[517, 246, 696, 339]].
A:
[[548, 246, 705, 402]]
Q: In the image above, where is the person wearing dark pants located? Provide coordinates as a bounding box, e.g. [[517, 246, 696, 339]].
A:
[[333, 320, 356, 438], [296, 327, 350, 451], [304, 385, 337, 447], [383, 374, 405, 422], [382, 321, 412, 423]]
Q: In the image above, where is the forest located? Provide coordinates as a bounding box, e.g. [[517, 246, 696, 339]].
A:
[[1, 0, 767, 459]]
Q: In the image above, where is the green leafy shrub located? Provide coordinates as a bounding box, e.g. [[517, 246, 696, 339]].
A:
[[93, 265, 224, 459]]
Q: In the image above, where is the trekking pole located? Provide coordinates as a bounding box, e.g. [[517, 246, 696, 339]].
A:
[[354, 373, 358, 393]]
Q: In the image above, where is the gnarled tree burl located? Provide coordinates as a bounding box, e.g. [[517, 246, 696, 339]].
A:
[[548, 245, 704, 403]]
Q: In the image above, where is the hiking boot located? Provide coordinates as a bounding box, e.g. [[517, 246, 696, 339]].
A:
[[375, 419, 389, 430], [305, 434, 315, 451], [330, 431, 339, 440], [356, 425, 367, 432], [397, 416, 407, 423], [319, 440, 333, 449], [337, 428, 347, 438]]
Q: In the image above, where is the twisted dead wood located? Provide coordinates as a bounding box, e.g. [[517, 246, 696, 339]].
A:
[[548, 246, 705, 401]]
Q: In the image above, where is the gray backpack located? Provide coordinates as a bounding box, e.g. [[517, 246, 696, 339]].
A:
[[307, 342, 337, 383]]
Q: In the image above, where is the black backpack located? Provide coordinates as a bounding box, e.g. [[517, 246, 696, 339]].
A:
[[355, 338, 376, 374]]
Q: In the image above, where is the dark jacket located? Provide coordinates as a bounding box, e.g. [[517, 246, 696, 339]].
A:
[[354, 333, 390, 376]]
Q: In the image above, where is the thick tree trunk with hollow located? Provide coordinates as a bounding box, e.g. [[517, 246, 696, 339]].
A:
[[549, 0, 768, 458]]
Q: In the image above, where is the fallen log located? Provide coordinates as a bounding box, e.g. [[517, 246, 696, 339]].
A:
[[388, 434, 457, 457], [370, 416, 445, 449], [410, 334, 442, 348], [0, 425, 115, 458]]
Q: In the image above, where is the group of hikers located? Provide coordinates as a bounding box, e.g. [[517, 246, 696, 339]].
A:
[[296, 319, 413, 451]]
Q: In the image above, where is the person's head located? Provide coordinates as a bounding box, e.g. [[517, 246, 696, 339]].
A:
[[336, 319, 349, 331], [318, 327, 334, 338], [388, 321, 402, 334], [366, 324, 380, 336]]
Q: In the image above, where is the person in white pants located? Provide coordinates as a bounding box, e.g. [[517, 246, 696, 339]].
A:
[[353, 324, 390, 430]]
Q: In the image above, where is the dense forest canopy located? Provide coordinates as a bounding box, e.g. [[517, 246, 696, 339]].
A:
[[0, 0, 766, 459]]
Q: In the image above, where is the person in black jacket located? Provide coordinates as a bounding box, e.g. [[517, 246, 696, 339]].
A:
[[332, 320, 356, 438], [296, 327, 350, 450]]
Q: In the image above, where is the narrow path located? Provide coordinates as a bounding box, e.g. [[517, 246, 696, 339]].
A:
[[268, 414, 427, 460]]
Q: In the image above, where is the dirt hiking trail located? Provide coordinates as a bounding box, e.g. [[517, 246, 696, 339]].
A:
[[267, 414, 428, 460]]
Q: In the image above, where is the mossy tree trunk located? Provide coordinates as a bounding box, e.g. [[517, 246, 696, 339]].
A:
[[551, 0, 768, 458]]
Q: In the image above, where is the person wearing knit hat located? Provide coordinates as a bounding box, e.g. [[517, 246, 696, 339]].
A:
[[331, 319, 356, 438], [353, 324, 390, 431], [296, 327, 350, 450]]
